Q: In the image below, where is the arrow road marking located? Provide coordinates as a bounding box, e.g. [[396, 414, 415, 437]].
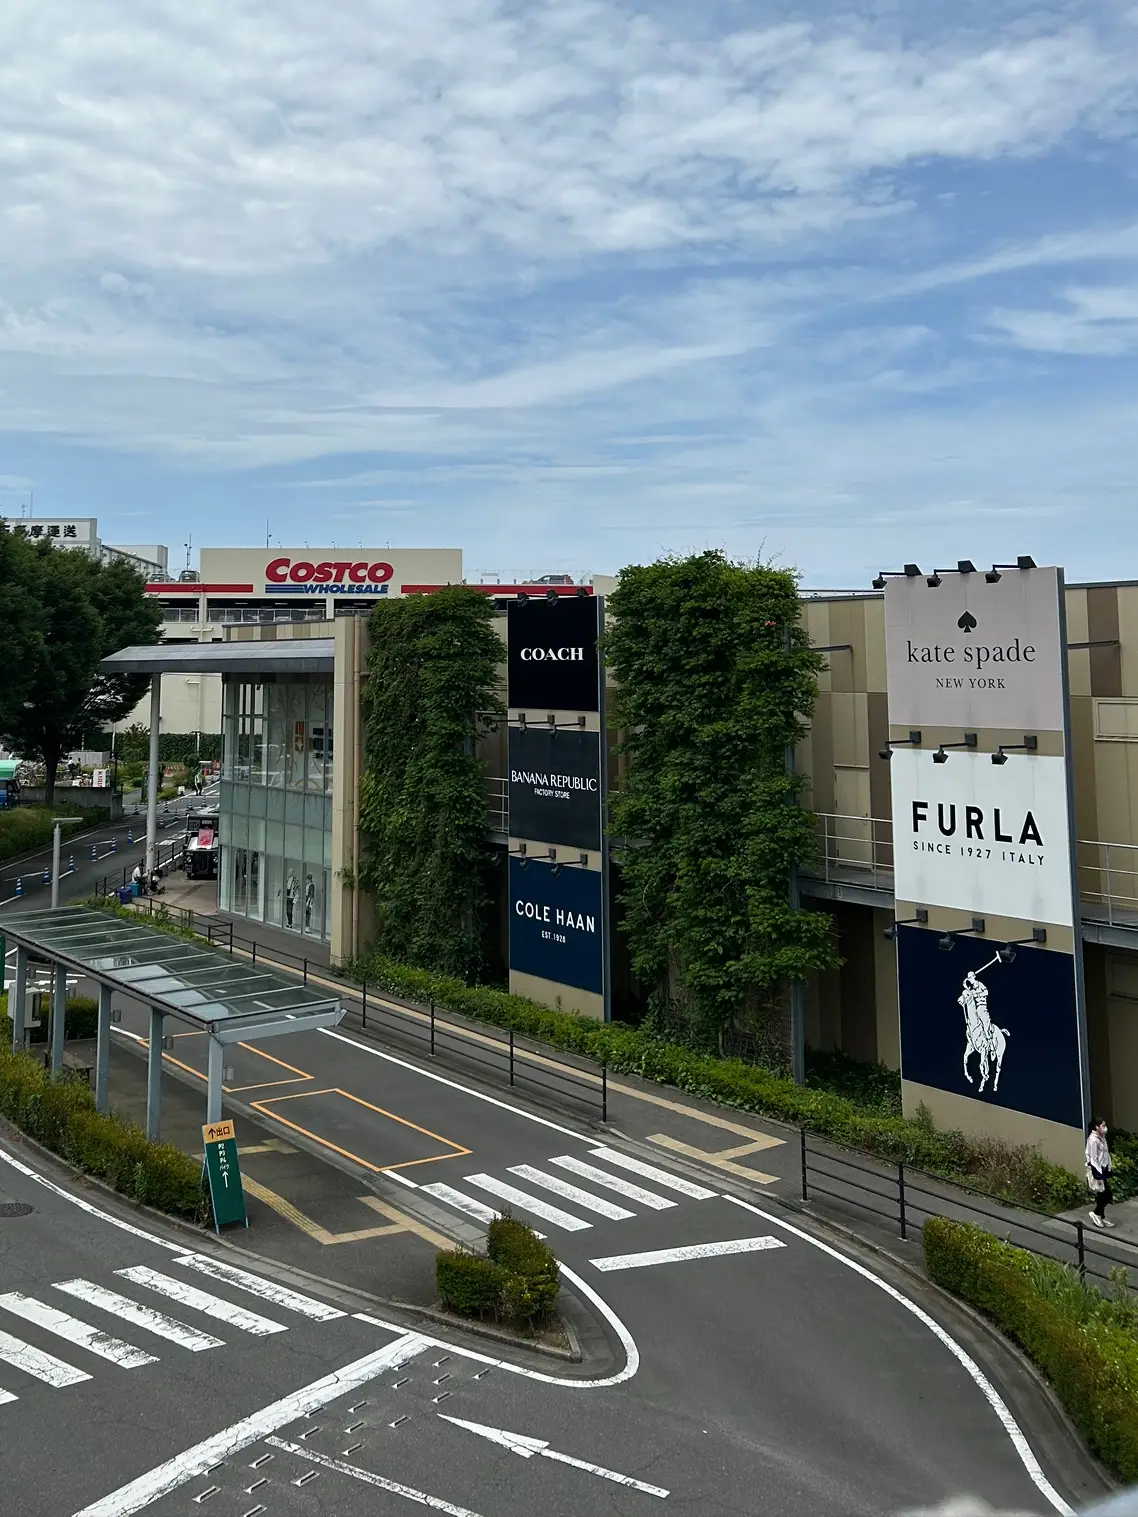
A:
[[589, 1236, 786, 1272], [439, 1414, 670, 1499]]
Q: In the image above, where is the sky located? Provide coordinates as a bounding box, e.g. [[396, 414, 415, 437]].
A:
[[0, 0, 1136, 588]]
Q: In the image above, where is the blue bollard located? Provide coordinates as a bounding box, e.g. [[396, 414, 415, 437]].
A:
[[91, 844, 98, 859], [42, 866, 50, 883], [127, 828, 134, 845], [111, 838, 117, 854], [68, 854, 74, 873], [15, 878, 22, 896]]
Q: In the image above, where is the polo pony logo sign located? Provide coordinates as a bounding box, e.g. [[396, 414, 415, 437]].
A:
[[957, 961, 1009, 1095]]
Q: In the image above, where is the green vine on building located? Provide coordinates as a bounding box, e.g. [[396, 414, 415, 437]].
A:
[[359, 587, 504, 979], [606, 551, 838, 1049]]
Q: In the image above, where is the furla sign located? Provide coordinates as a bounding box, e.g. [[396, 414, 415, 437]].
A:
[[890, 749, 1075, 927], [885, 566, 1064, 730]]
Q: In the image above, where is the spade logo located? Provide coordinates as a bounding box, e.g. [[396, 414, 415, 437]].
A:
[[957, 611, 978, 634]]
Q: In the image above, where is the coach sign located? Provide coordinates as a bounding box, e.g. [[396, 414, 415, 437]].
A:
[[885, 566, 1065, 731], [507, 596, 600, 712]]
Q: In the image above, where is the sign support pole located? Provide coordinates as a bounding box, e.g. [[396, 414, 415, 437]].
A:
[[10, 947, 27, 1054], [94, 984, 111, 1114], [206, 1033, 224, 1125], [597, 596, 613, 1025], [146, 1007, 164, 1142]]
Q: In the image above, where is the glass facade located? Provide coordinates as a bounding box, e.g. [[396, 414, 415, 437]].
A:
[[219, 676, 334, 941]]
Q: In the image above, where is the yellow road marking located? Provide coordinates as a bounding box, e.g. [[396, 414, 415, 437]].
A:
[[357, 1195, 452, 1250], [646, 1132, 778, 1184], [250, 1088, 470, 1176], [240, 1175, 406, 1245]]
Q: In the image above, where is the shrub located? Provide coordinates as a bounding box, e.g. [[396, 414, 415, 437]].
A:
[[436, 1251, 509, 1317], [354, 951, 1082, 1213], [0, 994, 99, 1045], [924, 1218, 1138, 1482], [0, 1045, 208, 1224]]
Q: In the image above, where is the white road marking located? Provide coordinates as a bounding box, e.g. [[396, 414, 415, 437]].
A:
[[0, 1147, 181, 1253], [173, 1254, 345, 1322], [723, 1195, 1074, 1517], [115, 1268, 285, 1336], [588, 1147, 716, 1199], [0, 1293, 157, 1368], [52, 1282, 223, 1352], [589, 1236, 785, 1272], [439, 1414, 669, 1497], [266, 1438, 484, 1515], [507, 1164, 634, 1220], [71, 1333, 429, 1517], [421, 1183, 501, 1225], [548, 1155, 677, 1210], [0, 1387, 17, 1405], [0, 1327, 91, 1387], [383, 1169, 420, 1189], [463, 1174, 591, 1232]]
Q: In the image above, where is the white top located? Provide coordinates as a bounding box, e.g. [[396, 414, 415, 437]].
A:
[[1086, 1131, 1111, 1175]]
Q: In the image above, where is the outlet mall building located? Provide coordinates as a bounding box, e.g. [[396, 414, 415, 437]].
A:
[[103, 552, 1138, 1169]]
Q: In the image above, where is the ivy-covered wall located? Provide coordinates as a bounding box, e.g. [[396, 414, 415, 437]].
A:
[[606, 551, 838, 1052], [358, 587, 504, 980]]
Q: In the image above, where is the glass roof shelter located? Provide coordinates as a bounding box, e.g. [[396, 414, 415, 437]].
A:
[[3, 906, 344, 1141]]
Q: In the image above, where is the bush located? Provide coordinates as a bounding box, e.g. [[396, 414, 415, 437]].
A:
[[0, 1045, 208, 1224], [0, 804, 103, 864], [924, 1218, 1138, 1482], [355, 951, 1082, 1213], [0, 993, 99, 1045], [436, 1215, 559, 1325]]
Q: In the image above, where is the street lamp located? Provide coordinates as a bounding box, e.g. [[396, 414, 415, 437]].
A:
[[50, 816, 84, 908]]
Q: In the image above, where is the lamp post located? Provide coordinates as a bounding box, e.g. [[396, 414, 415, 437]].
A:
[[50, 816, 84, 909]]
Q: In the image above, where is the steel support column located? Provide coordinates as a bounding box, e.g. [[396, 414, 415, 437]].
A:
[[145, 675, 161, 876], [95, 984, 112, 1114], [206, 1034, 224, 1125], [10, 947, 27, 1053], [146, 1007, 164, 1142], [51, 963, 67, 1075]]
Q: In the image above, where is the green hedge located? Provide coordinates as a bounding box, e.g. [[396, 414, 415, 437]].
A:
[[0, 1045, 208, 1224], [436, 1215, 559, 1325], [355, 952, 1083, 1213], [924, 1218, 1138, 1481], [0, 994, 98, 1044], [0, 804, 104, 864], [89, 730, 222, 764]]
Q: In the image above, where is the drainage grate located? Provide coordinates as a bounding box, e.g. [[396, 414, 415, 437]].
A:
[[0, 1203, 33, 1218]]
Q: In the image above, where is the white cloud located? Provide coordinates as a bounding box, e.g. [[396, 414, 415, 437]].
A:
[[986, 285, 1138, 354]]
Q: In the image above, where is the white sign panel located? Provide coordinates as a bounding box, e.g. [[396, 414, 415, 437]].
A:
[[890, 749, 1075, 927], [199, 547, 463, 598], [885, 567, 1064, 732]]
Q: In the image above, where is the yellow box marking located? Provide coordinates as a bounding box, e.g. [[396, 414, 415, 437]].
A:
[[647, 1132, 777, 1184], [250, 1088, 470, 1176], [241, 1176, 407, 1245]]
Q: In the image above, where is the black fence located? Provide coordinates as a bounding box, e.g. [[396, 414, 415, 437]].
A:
[[114, 897, 607, 1123], [800, 1129, 1136, 1291]]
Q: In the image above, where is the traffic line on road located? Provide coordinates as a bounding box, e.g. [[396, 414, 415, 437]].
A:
[[172, 1253, 345, 1321], [439, 1414, 669, 1498], [52, 1281, 224, 1352], [547, 1155, 677, 1209], [422, 1182, 500, 1224], [588, 1147, 716, 1199], [647, 1132, 779, 1184], [239, 1173, 406, 1245], [588, 1235, 786, 1272], [71, 1332, 430, 1517], [507, 1164, 634, 1220], [463, 1174, 592, 1232], [266, 1438, 484, 1516], [0, 1326, 91, 1387], [0, 1292, 157, 1367], [115, 1268, 286, 1336]]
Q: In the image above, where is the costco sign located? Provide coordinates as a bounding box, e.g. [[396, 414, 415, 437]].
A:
[[265, 557, 393, 595]]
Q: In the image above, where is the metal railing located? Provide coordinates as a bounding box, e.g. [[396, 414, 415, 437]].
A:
[[213, 606, 327, 625], [485, 776, 507, 835], [1077, 839, 1138, 928], [806, 812, 894, 888], [800, 1130, 1136, 1291]]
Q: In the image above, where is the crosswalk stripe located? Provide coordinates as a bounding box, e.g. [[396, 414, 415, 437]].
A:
[[547, 1156, 677, 1210], [53, 1281, 224, 1352], [589, 1146, 716, 1199], [507, 1164, 634, 1220], [0, 1388, 17, 1405], [173, 1254, 345, 1322], [116, 1268, 286, 1336], [0, 1328, 90, 1387], [421, 1183, 500, 1225], [463, 1174, 591, 1232], [0, 1293, 157, 1368]]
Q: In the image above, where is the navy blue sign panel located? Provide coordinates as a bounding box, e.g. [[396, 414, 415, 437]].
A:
[[897, 925, 1083, 1129], [509, 857, 603, 994], [507, 596, 600, 713], [508, 726, 602, 850]]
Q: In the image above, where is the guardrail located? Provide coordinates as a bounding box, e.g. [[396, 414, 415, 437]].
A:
[[800, 1129, 1136, 1290], [485, 776, 507, 835], [807, 812, 895, 888], [111, 897, 607, 1122], [1077, 838, 1138, 927]]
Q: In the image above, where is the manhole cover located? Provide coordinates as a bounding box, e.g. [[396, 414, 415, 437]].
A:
[[0, 1203, 33, 1218]]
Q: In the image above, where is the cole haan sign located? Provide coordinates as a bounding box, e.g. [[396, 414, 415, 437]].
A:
[[890, 749, 1076, 927], [884, 566, 1065, 731]]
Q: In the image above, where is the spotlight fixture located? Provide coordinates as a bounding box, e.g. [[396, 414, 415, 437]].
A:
[[1017, 555, 1036, 570], [938, 918, 986, 951], [872, 574, 886, 590], [957, 560, 977, 574], [879, 730, 922, 761], [926, 572, 942, 588], [996, 927, 1048, 963], [932, 733, 978, 764], [516, 590, 528, 604], [985, 567, 1001, 584], [575, 585, 590, 597], [903, 564, 921, 578], [546, 589, 558, 603], [884, 908, 929, 941], [992, 735, 1039, 765]]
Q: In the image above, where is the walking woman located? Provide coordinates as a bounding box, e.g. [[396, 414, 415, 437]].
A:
[[1086, 1119, 1114, 1228]]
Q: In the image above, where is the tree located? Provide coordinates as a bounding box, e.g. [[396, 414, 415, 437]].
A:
[[605, 551, 838, 1055], [0, 530, 162, 802]]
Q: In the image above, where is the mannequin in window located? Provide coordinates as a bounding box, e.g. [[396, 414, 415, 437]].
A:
[[285, 871, 299, 929], [305, 873, 315, 930]]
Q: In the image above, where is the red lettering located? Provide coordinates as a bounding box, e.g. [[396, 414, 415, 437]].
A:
[[312, 562, 334, 584], [266, 557, 290, 583], [289, 561, 314, 583], [367, 561, 393, 584], [347, 562, 368, 583], [330, 561, 351, 582]]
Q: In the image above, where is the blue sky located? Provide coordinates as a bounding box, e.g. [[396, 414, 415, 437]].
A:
[[0, 0, 1136, 587]]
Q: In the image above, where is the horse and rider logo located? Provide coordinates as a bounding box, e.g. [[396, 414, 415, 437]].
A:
[[958, 958, 1010, 1094]]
